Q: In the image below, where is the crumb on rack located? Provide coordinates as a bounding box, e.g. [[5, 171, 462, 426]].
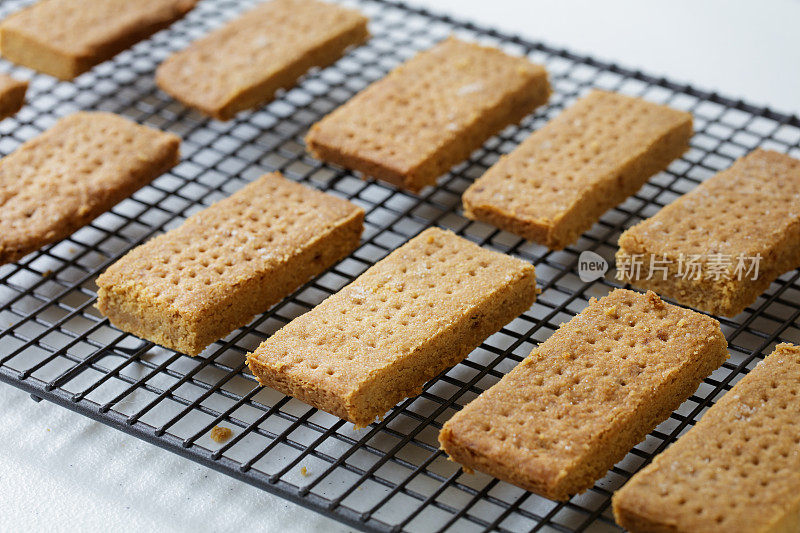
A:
[[210, 425, 232, 443]]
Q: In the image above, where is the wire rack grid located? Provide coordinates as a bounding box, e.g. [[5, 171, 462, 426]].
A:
[[1, 0, 799, 531]]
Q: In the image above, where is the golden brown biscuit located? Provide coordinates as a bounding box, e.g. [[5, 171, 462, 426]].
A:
[[617, 149, 800, 316], [439, 289, 728, 500], [305, 37, 551, 192], [156, 0, 369, 120], [0, 112, 180, 265], [0, 74, 27, 120], [463, 90, 692, 249], [0, 0, 197, 80], [613, 343, 800, 533], [246, 227, 538, 427], [96, 173, 364, 356]]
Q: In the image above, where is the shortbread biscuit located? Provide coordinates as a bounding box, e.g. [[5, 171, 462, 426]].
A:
[[613, 343, 800, 533], [0, 74, 27, 119], [616, 149, 800, 317], [439, 289, 728, 501], [246, 227, 538, 427], [305, 37, 551, 193], [156, 0, 369, 120], [463, 90, 692, 249], [0, 0, 197, 80], [96, 173, 364, 356], [0, 112, 180, 266]]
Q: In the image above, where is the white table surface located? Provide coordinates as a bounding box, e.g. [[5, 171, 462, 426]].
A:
[[2, 1, 799, 532]]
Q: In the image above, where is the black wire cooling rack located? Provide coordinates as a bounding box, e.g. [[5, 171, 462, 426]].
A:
[[1, 0, 800, 531]]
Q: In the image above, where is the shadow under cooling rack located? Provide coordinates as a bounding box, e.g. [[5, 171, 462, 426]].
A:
[[1, 0, 800, 532]]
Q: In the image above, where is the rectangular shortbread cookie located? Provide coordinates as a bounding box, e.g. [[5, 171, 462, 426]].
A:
[[156, 0, 369, 120], [0, 74, 27, 119], [305, 37, 551, 193], [246, 227, 538, 428], [616, 149, 800, 317], [439, 289, 728, 501], [96, 173, 364, 356], [0, 112, 180, 266], [463, 90, 693, 249], [613, 343, 800, 533], [0, 0, 197, 80]]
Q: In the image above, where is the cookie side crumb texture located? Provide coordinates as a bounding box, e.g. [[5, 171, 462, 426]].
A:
[[438, 289, 728, 501], [617, 149, 800, 317], [246, 227, 538, 428], [462, 90, 692, 249], [613, 343, 800, 533], [0, 111, 180, 266], [0, 74, 27, 120], [96, 172, 364, 356], [156, 0, 369, 120], [0, 0, 197, 80], [305, 36, 551, 193]]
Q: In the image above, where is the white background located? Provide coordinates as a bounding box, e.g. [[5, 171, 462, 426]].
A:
[[2, 1, 799, 532], [412, 0, 800, 114]]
